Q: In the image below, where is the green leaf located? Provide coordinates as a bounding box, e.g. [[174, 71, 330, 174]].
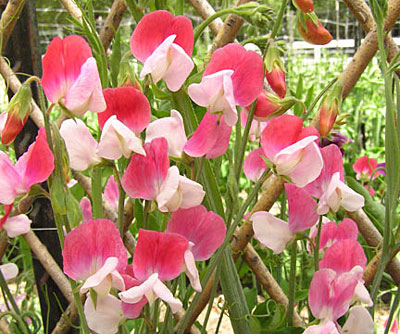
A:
[[243, 287, 258, 312], [66, 191, 83, 228], [50, 177, 67, 215], [110, 29, 121, 87]]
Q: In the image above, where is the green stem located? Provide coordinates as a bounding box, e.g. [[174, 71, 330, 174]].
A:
[[313, 215, 323, 271], [0, 269, 21, 316], [151, 299, 160, 333], [92, 167, 103, 219], [287, 242, 297, 327], [114, 165, 126, 237], [201, 266, 221, 333], [69, 279, 90, 334], [195, 156, 205, 182], [384, 283, 400, 334], [161, 279, 179, 334], [143, 200, 151, 230]]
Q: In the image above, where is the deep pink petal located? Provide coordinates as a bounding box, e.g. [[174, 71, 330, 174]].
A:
[[130, 10, 193, 62], [336, 218, 358, 241], [15, 128, 54, 190], [62, 219, 127, 281], [204, 44, 263, 106], [166, 205, 226, 260], [104, 176, 119, 212], [122, 138, 169, 200], [98, 87, 151, 133], [261, 115, 304, 159], [205, 115, 232, 158], [132, 229, 188, 282], [80, 197, 92, 222], [353, 156, 378, 179], [243, 148, 267, 182], [120, 274, 147, 319], [0, 204, 12, 230], [286, 183, 318, 233], [0, 152, 22, 204], [319, 239, 367, 274], [319, 221, 338, 249], [330, 271, 360, 320], [308, 268, 336, 320]]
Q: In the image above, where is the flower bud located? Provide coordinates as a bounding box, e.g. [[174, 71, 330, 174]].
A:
[[233, 2, 273, 28], [297, 12, 333, 45], [264, 44, 286, 98], [1, 82, 32, 145], [292, 0, 314, 13], [318, 80, 342, 137]]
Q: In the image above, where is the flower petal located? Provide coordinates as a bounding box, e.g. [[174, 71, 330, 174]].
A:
[[0, 263, 18, 281], [156, 166, 180, 212], [177, 175, 205, 209], [184, 249, 202, 292], [3, 214, 31, 238], [153, 279, 183, 313], [80, 257, 118, 295], [119, 273, 158, 304], [244, 148, 267, 182], [0, 151, 22, 204], [341, 306, 374, 334], [104, 176, 119, 212]]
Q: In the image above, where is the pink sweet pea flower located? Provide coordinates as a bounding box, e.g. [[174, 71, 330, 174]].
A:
[[304, 144, 364, 215], [104, 176, 119, 212], [385, 318, 399, 334], [80, 197, 92, 222], [184, 110, 232, 159], [98, 87, 151, 134], [0, 262, 18, 281], [145, 110, 187, 158], [340, 306, 374, 334], [243, 148, 268, 182], [252, 184, 318, 254], [166, 205, 226, 292], [119, 229, 188, 313], [122, 138, 205, 212], [130, 10, 194, 92], [0, 204, 31, 238], [0, 128, 54, 205], [41, 35, 106, 116], [62, 219, 127, 296], [353, 155, 378, 180], [60, 119, 101, 171], [240, 110, 266, 141], [260, 115, 323, 187], [188, 43, 263, 126]]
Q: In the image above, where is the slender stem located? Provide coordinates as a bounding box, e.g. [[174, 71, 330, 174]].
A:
[[287, 241, 297, 327], [69, 280, 90, 334], [384, 283, 400, 334], [234, 100, 256, 181], [91, 167, 103, 219], [0, 269, 20, 315], [195, 156, 205, 182], [194, 8, 236, 43], [114, 165, 126, 237], [143, 200, 151, 230], [313, 216, 323, 271], [201, 266, 221, 333], [304, 78, 338, 121], [151, 299, 160, 333], [161, 279, 178, 334]]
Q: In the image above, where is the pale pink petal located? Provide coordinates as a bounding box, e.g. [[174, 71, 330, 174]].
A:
[[166, 206, 226, 260], [243, 148, 267, 182], [104, 176, 119, 212], [163, 43, 194, 92], [0, 263, 18, 281], [132, 229, 188, 282], [145, 110, 187, 158], [60, 119, 100, 171], [122, 138, 169, 200], [251, 211, 293, 254], [354, 281, 373, 306], [98, 116, 145, 160], [219, 74, 238, 126], [84, 294, 124, 334], [64, 57, 106, 116], [337, 181, 365, 212], [341, 306, 374, 334], [15, 128, 54, 191], [308, 268, 336, 320], [317, 172, 341, 215], [80, 197, 92, 222], [177, 175, 205, 209], [184, 248, 202, 292], [81, 257, 118, 295], [286, 183, 318, 233], [63, 219, 127, 281], [303, 322, 339, 334], [120, 274, 147, 319], [157, 166, 180, 212], [153, 279, 183, 313], [0, 151, 22, 204], [330, 271, 360, 320], [119, 273, 158, 304], [3, 214, 31, 238], [319, 239, 366, 274]]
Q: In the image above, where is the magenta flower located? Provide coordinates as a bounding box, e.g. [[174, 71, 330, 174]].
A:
[[260, 115, 323, 187], [0, 204, 31, 238], [41, 35, 106, 116], [166, 205, 226, 292], [62, 219, 127, 296], [304, 144, 364, 214], [252, 184, 318, 254], [122, 138, 205, 212], [243, 148, 267, 182], [184, 111, 232, 159], [119, 229, 188, 313], [188, 43, 263, 126], [130, 10, 194, 91], [104, 176, 119, 212], [0, 128, 54, 205], [353, 155, 379, 180]]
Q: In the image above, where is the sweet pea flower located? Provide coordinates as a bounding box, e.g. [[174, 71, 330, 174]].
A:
[[122, 138, 205, 212], [188, 43, 263, 126], [353, 155, 378, 180], [0, 204, 31, 238], [243, 148, 267, 182], [260, 114, 323, 187], [184, 111, 232, 159], [62, 219, 127, 296], [0, 128, 54, 205], [252, 184, 319, 254], [119, 229, 188, 313], [240, 110, 266, 141], [304, 144, 364, 215], [145, 109, 187, 158], [166, 205, 226, 292], [0, 262, 18, 281], [41, 35, 106, 116], [130, 10, 194, 91]]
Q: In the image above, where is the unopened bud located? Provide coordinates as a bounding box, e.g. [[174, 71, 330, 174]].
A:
[[318, 80, 342, 137], [297, 12, 333, 45], [292, 0, 314, 13], [265, 44, 286, 98], [233, 2, 273, 28]]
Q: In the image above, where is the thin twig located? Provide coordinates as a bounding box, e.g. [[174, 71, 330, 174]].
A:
[[187, 0, 223, 36], [99, 0, 127, 51], [59, 0, 82, 22], [0, 0, 26, 53], [51, 300, 80, 334]]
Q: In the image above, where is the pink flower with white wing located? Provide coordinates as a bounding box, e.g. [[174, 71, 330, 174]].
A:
[[353, 155, 378, 180], [188, 43, 263, 126], [0, 128, 54, 205], [166, 205, 226, 292], [62, 219, 127, 296], [304, 144, 364, 214], [260, 115, 323, 187], [121, 138, 205, 212], [130, 10, 194, 92], [119, 229, 188, 314], [41, 35, 106, 116], [252, 184, 319, 254]]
